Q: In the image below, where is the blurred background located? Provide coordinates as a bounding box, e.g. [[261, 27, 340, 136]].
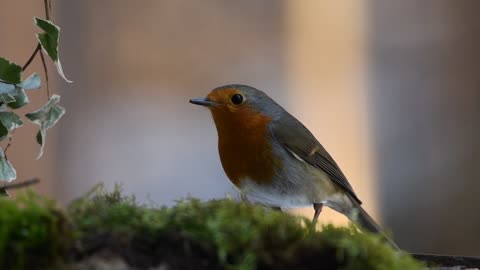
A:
[[1, 0, 479, 256]]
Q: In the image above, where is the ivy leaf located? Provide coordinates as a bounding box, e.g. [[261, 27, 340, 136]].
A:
[[0, 111, 23, 130], [0, 57, 22, 94], [0, 88, 30, 109], [0, 57, 21, 84], [0, 83, 15, 95], [1, 73, 41, 108], [0, 94, 16, 104], [0, 148, 16, 182], [25, 94, 65, 159], [0, 124, 6, 143], [34, 17, 72, 83], [0, 72, 41, 95], [5, 88, 30, 109], [17, 73, 41, 90], [0, 72, 42, 93], [0, 111, 24, 142]]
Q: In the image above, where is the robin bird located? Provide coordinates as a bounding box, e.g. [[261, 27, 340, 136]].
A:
[[190, 84, 397, 247]]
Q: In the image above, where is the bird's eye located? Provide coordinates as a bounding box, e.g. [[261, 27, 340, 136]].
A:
[[231, 94, 244, 105]]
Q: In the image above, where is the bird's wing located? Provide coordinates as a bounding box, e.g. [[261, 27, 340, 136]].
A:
[[270, 118, 362, 204]]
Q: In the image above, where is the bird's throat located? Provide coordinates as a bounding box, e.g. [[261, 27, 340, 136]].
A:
[[210, 108, 280, 187]]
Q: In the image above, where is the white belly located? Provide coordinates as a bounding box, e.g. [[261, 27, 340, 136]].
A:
[[238, 178, 313, 208], [235, 170, 353, 213]]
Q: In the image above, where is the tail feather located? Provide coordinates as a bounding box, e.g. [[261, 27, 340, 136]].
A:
[[354, 204, 383, 233], [349, 201, 400, 250]]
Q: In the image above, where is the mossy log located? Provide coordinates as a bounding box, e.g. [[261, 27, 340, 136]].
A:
[[0, 184, 476, 270], [413, 253, 480, 270]]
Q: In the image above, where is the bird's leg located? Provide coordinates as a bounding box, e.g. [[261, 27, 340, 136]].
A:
[[312, 203, 323, 225], [240, 191, 249, 202]]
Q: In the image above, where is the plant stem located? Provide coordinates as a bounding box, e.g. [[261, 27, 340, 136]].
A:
[[3, 127, 17, 160], [22, 43, 41, 72], [0, 178, 40, 193], [44, 0, 51, 20]]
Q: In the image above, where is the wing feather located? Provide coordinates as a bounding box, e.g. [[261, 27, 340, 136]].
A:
[[270, 118, 362, 204]]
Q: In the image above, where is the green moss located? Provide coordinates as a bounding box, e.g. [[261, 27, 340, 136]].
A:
[[0, 185, 424, 269], [68, 185, 423, 270], [0, 190, 70, 270]]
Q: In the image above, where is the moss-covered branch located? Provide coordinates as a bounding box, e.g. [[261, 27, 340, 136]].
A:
[[0, 185, 422, 270]]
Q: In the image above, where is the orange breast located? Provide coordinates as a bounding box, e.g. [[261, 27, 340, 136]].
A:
[[210, 106, 281, 187]]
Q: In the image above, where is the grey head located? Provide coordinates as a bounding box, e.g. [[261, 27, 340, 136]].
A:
[[189, 84, 288, 121]]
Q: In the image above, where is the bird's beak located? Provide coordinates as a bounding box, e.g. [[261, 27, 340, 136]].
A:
[[189, 97, 218, 107]]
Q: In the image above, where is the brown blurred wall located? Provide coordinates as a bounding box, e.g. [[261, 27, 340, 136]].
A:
[[369, 0, 480, 255]]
